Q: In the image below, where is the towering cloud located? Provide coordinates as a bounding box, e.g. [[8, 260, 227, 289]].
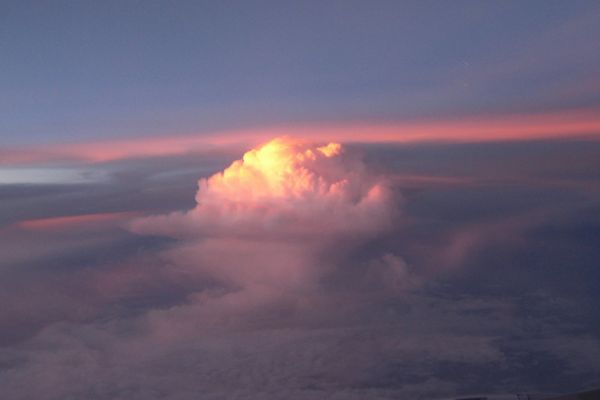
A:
[[132, 137, 393, 238], [131, 137, 400, 310]]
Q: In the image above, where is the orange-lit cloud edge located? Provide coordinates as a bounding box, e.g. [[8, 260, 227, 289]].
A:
[[3, 109, 600, 165], [14, 212, 140, 232]]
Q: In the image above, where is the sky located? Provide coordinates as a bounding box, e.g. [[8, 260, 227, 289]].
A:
[[2, 0, 600, 146], [1, 1, 600, 400]]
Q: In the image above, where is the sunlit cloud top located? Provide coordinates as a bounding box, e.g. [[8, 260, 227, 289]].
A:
[[132, 137, 394, 238]]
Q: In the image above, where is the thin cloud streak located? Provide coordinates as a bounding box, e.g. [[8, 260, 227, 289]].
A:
[[14, 212, 140, 232], [2, 109, 599, 166]]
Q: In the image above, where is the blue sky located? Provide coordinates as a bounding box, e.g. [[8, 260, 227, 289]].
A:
[[2, 0, 600, 146]]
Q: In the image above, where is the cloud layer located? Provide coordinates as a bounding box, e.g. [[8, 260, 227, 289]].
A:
[[2, 138, 600, 399], [3, 109, 600, 166]]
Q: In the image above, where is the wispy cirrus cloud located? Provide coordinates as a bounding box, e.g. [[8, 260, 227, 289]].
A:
[[2, 109, 599, 166]]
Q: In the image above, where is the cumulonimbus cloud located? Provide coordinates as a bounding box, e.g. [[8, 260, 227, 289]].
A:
[[130, 137, 400, 298], [131, 137, 395, 239]]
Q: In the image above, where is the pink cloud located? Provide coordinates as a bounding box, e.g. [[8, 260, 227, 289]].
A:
[[2, 109, 599, 165], [15, 212, 140, 232], [131, 137, 395, 240], [130, 137, 401, 316]]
